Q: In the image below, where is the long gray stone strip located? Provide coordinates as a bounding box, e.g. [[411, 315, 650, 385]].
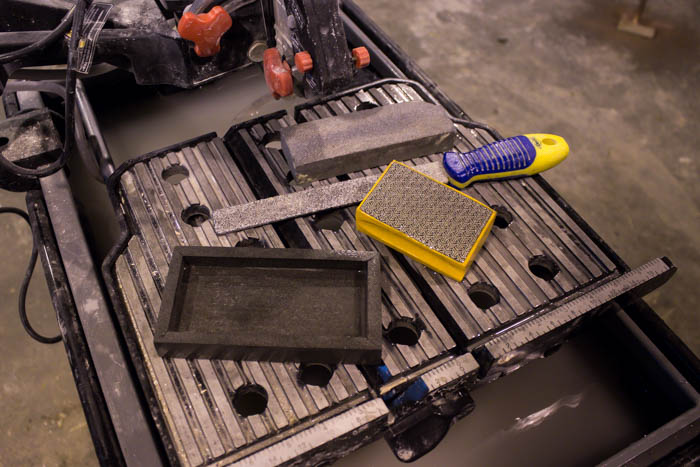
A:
[[213, 160, 446, 234]]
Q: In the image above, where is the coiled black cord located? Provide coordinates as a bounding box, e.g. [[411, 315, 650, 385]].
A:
[[0, 7, 76, 64], [0, 0, 91, 343], [450, 117, 504, 141], [0, 207, 61, 344], [0, 0, 88, 179]]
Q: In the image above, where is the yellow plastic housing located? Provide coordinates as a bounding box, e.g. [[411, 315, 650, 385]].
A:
[[356, 162, 496, 282]]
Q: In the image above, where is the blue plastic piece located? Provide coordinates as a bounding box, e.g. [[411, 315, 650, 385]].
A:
[[443, 135, 536, 186], [388, 380, 429, 408], [376, 365, 430, 408], [377, 364, 393, 382]]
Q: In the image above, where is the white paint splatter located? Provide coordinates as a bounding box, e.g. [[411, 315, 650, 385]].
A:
[[510, 392, 584, 432]]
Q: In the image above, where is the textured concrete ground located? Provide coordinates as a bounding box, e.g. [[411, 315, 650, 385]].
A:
[[1, 0, 697, 465], [0, 191, 97, 466]]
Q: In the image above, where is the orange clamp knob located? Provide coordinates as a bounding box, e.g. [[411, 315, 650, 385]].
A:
[[263, 48, 293, 99], [178, 6, 233, 58], [352, 46, 370, 69], [294, 51, 313, 73]]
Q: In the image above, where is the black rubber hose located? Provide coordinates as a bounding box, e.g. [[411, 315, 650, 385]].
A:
[[0, 207, 61, 344], [0, 7, 76, 64], [0, 0, 87, 179], [451, 117, 504, 141]]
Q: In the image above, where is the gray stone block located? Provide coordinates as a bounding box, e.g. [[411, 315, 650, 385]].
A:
[[212, 160, 447, 235], [281, 101, 456, 184]]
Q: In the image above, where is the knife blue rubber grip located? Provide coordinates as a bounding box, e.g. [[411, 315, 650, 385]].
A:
[[443, 134, 569, 188]]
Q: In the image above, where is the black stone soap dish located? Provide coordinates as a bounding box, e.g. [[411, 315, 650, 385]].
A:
[[154, 246, 382, 364]]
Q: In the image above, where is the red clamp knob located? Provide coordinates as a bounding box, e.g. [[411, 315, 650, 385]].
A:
[[178, 6, 233, 58], [294, 51, 313, 73], [352, 47, 370, 69], [263, 48, 293, 99]]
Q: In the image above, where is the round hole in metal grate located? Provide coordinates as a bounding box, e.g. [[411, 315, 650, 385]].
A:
[[260, 131, 282, 150], [312, 209, 345, 231], [298, 363, 334, 387], [355, 101, 379, 111], [384, 318, 421, 346], [235, 237, 266, 248], [490, 204, 513, 229], [529, 254, 560, 281], [161, 164, 189, 185], [468, 282, 500, 309], [181, 204, 210, 227], [232, 384, 268, 417]]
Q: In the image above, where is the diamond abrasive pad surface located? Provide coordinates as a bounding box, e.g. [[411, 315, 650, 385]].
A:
[[360, 163, 493, 263]]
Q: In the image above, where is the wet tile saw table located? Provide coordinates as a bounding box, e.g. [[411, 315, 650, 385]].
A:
[[21, 1, 700, 465]]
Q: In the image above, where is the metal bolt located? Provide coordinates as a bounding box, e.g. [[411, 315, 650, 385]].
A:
[[286, 14, 296, 29], [247, 40, 268, 63]]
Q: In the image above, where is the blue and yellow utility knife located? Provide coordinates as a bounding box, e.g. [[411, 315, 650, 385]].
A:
[[443, 134, 569, 189]]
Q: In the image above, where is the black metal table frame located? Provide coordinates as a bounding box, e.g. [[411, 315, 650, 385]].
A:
[[21, 1, 700, 465]]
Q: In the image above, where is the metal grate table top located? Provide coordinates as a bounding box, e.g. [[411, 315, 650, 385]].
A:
[[106, 79, 623, 465]]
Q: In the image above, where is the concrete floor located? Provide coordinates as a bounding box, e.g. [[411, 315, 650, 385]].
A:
[[1, 0, 698, 465]]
